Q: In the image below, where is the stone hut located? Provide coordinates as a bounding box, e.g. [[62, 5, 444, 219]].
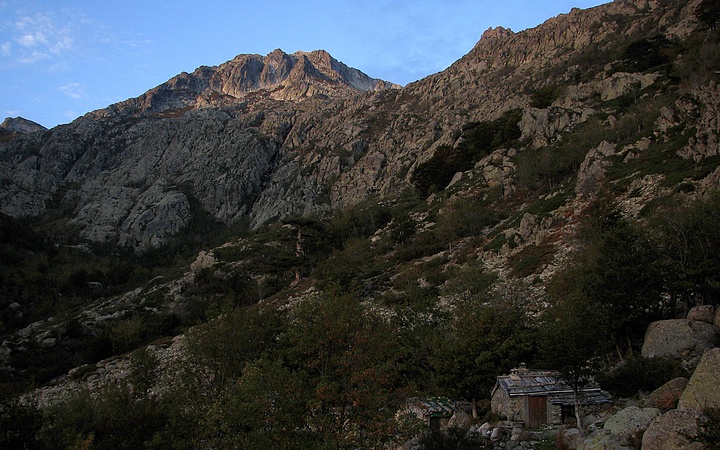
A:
[[405, 397, 459, 430], [491, 364, 612, 428]]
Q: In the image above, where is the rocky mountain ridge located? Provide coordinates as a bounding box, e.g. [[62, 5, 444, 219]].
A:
[[90, 49, 399, 119], [0, 117, 47, 134], [1, 0, 716, 253]]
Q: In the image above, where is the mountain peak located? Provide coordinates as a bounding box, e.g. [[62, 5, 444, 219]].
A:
[[92, 48, 398, 119], [0, 116, 46, 134]]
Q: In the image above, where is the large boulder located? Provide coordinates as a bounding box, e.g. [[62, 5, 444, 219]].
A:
[[578, 429, 633, 450], [446, 411, 472, 430], [604, 406, 660, 446], [687, 305, 715, 324], [560, 427, 585, 450], [643, 377, 688, 411], [641, 319, 719, 369], [576, 140, 616, 195], [598, 72, 659, 101], [678, 347, 720, 412], [641, 408, 705, 450]]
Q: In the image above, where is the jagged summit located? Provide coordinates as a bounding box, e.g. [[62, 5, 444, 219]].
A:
[[92, 48, 399, 119], [0, 116, 46, 134]]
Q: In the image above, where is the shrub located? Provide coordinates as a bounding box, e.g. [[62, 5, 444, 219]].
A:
[[484, 231, 517, 252], [110, 315, 144, 354], [412, 109, 522, 195], [596, 356, 688, 398], [530, 85, 564, 108], [619, 35, 675, 72], [697, 407, 720, 449], [514, 116, 601, 195], [508, 243, 555, 278], [696, 0, 720, 31], [436, 197, 506, 242], [393, 231, 446, 263]]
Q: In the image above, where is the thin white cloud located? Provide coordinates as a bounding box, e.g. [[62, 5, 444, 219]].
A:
[[60, 82, 85, 99], [17, 31, 47, 47], [8, 13, 73, 64], [1, 42, 10, 55]]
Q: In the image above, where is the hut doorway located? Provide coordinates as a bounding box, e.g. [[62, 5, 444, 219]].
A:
[[527, 396, 547, 428]]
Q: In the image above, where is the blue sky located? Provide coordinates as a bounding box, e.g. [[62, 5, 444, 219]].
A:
[[1, 0, 607, 129]]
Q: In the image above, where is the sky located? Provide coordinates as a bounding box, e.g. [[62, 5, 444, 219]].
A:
[[1, 0, 607, 129]]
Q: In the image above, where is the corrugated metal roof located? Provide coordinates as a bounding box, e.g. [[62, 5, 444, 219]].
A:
[[497, 371, 571, 396], [495, 369, 611, 405], [408, 397, 458, 418], [549, 390, 612, 406]]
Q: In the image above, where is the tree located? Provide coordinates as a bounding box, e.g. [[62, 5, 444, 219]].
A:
[[199, 358, 315, 450], [283, 292, 405, 448], [431, 294, 535, 414], [0, 399, 43, 450], [552, 194, 664, 358], [648, 194, 720, 315], [186, 306, 287, 397], [436, 197, 504, 244], [41, 383, 170, 450], [697, 0, 720, 31], [538, 292, 606, 430]]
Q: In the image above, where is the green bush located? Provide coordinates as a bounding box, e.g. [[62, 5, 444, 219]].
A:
[[596, 356, 688, 398], [526, 193, 570, 217], [436, 197, 506, 242], [696, 0, 720, 30], [412, 109, 522, 195], [530, 85, 564, 108], [483, 231, 517, 252], [619, 35, 675, 72], [697, 408, 720, 449], [508, 243, 555, 278], [393, 231, 446, 263], [0, 400, 43, 449]]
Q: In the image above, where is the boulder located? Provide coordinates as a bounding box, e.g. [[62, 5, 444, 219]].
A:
[[715, 307, 720, 328], [643, 377, 688, 411], [509, 426, 523, 441], [577, 429, 632, 450], [599, 72, 658, 101], [479, 421, 492, 436], [641, 408, 705, 450], [576, 141, 616, 195], [687, 305, 715, 324], [446, 411, 472, 430], [641, 319, 719, 369], [678, 347, 720, 412], [604, 406, 660, 446], [190, 250, 217, 272], [560, 427, 585, 450]]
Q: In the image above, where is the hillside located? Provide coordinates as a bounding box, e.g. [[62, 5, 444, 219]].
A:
[[2, 0, 720, 448]]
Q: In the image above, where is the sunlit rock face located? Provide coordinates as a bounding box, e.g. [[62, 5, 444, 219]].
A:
[[1, 0, 718, 254]]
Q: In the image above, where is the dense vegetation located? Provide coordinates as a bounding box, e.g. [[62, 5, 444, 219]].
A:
[[411, 109, 522, 196], [3, 186, 720, 448]]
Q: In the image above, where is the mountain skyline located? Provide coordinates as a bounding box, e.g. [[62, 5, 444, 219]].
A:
[[1, 0, 606, 129]]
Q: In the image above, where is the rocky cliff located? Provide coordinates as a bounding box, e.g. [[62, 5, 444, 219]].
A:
[[0, 49, 399, 251], [0, 0, 717, 255]]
